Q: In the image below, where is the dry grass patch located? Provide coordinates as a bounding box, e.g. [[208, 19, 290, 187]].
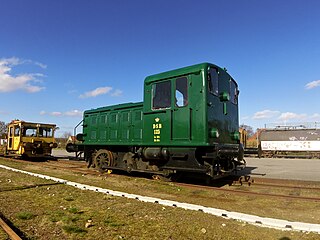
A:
[[0, 159, 320, 239]]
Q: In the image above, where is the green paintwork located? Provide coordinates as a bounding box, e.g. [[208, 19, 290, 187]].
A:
[[82, 103, 144, 145], [81, 62, 239, 148]]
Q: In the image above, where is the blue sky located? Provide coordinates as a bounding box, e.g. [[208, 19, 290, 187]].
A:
[[1, 0, 320, 136]]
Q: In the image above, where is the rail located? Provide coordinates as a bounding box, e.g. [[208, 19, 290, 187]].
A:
[[0, 215, 22, 240]]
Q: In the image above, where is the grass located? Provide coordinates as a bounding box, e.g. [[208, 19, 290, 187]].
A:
[[0, 158, 320, 239], [104, 216, 126, 227], [16, 212, 35, 220], [0, 228, 9, 240], [67, 207, 83, 214], [63, 196, 75, 201], [62, 225, 87, 234]]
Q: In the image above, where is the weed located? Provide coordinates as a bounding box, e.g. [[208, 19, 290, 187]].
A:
[[49, 216, 59, 222], [64, 196, 75, 201], [68, 207, 83, 214], [104, 216, 125, 227], [48, 210, 65, 222], [16, 212, 35, 220]]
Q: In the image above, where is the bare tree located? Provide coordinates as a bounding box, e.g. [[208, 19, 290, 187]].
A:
[[0, 121, 7, 138], [240, 124, 255, 137], [62, 131, 72, 139]]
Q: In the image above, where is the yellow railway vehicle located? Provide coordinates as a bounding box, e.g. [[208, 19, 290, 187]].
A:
[[4, 120, 58, 158]]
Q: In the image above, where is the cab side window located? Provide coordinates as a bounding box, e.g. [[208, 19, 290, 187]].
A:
[[14, 126, 20, 136], [9, 127, 14, 137], [152, 80, 171, 109], [39, 128, 53, 137], [208, 68, 219, 96], [175, 77, 188, 107], [230, 79, 238, 104], [25, 128, 37, 137], [45, 128, 53, 137]]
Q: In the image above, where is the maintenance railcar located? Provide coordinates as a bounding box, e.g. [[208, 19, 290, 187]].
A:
[[68, 63, 245, 179], [3, 120, 58, 158]]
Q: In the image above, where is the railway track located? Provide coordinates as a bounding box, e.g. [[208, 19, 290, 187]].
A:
[[251, 181, 320, 191], [0, 157, 102, 177], [2, 156, 320, 202], [0, 214, 22, 240], [175, 182, 320, 201], [225, 176, 320, 191]]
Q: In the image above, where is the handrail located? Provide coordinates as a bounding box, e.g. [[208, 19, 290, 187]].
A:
[[73, 120, 83, 143]]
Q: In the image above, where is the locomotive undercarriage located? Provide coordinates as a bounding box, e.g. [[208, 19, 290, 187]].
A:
[[84, 144, 245, 179]]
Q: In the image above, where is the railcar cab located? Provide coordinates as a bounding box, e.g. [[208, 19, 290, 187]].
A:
[[6, 120, 58, 158]]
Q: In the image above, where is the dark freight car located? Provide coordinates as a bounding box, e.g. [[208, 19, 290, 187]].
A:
[[69, 63, 245, 179]]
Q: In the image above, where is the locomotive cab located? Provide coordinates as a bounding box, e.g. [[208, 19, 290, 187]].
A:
[[142, 63, 243, 177], [143, 63, 240, 144]]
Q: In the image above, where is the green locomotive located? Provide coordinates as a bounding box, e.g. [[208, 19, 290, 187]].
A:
[[68, 63, 245, 179]]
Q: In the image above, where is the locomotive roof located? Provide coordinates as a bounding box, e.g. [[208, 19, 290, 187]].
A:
[[144, 62, 233, 84], [9, 120, 56, 127], [84, 102, 143, 114]]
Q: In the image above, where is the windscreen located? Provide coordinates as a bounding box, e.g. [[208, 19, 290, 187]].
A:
[[152, 80, 171, 109]]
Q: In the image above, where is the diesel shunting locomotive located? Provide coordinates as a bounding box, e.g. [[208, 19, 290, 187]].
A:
[[67, 63, 245, 179]]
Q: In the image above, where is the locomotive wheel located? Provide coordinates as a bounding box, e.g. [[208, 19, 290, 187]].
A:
[[93, 149, 113, 171]]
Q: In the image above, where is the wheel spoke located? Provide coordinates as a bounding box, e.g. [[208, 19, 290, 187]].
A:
[[93, 149, 113, 170]]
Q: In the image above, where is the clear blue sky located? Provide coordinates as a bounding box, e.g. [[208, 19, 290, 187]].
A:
[[1, 0, 320, 136]]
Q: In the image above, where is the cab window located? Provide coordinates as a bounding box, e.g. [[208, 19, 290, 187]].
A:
[[208, 68, 219, 95], [24, 127, 37, 137], [9, 127, 13, 137], [152, 80, 171, 109], [175, 77, 188, 107], [39, 127, 53, 137], [230, 79, 239, 104], [14, 126, 20, 136]]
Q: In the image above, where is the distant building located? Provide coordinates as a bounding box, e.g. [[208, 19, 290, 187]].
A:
[[67, 136, 77, 143]]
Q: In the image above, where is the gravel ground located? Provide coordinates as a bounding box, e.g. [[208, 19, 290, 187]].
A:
[[238, 157, 320, 182], [52, 149, 77, 158]]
